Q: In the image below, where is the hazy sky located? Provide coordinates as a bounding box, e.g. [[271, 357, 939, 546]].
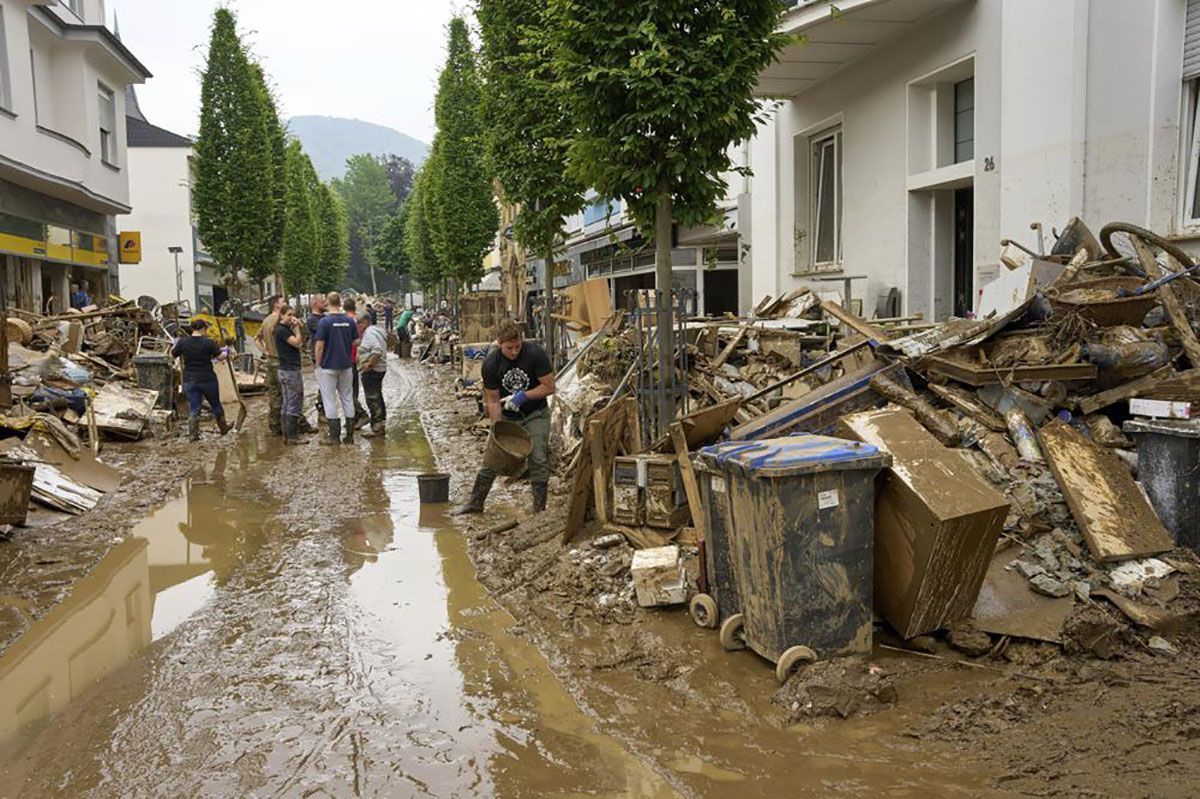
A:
[[113, 0, 457, 142]]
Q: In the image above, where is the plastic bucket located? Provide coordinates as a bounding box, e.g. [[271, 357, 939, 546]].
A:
[[0, 463, 35, 525], [483, 420, 532, 476], [417, 473, 450, 504], [133, 354, 175, 411]]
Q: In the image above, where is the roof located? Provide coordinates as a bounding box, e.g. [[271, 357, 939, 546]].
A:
[[126, 115, 193, 148]]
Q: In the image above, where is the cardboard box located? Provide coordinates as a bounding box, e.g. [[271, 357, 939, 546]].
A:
[[839, 408, 1011, 639]]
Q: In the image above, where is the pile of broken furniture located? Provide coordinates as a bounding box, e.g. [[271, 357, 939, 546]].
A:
[[553, 217, 1200, 681]]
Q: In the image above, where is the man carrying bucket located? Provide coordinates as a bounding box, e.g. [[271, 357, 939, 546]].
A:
[[451, 320, 555, 515]]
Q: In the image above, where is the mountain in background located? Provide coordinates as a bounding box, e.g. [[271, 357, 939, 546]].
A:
[[287, 116, 429, 182]]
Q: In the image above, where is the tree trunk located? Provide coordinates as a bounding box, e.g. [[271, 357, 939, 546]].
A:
[[542, 249, 556, 370], [654, 192, 674, 434]]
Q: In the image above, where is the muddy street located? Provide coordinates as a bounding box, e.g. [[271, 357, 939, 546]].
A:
[[0, 359, 1193, 798]]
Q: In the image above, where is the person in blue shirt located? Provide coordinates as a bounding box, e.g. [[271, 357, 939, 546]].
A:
[[313, 291, 360, 445], [70, 282, 92, 310]]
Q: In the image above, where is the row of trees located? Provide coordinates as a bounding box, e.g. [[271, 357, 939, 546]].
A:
[[402, 3, 786, 380], [193, 9, 349, 302]]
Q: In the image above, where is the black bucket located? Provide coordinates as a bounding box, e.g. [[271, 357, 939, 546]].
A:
[[417, 473, 450, 504]]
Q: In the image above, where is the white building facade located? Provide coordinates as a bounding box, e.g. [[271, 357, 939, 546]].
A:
[[749, 0, 1193, 321], [0, 0, 149, 311]]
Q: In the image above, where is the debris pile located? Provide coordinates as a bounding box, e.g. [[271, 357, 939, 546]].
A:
[[540, 217, 1200, 679]]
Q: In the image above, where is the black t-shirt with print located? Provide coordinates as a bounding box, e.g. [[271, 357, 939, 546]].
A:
[[482, 342, 552, 418]]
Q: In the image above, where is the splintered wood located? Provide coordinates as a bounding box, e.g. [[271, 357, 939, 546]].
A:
[[1037, 419, 1173, 562]]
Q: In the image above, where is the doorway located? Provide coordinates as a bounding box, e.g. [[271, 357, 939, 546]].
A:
[[953, 187, 973, 317]]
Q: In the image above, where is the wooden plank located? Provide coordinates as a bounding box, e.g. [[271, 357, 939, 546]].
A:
[[710, 321, 751, 368], [1078, 365, 1175, 415], [589, 420, 609, 524], [928, 383, 1007, 432], [744, 338, 872, 403], [923, 355, 1097, 387], [869, 373, 959, 446], [1142, 368, 1200, 400], [818, 299, 889, 342], [668, 423, 707, 543], [1133, 238, 1200, 368], [1037, 419, 1173, 562]]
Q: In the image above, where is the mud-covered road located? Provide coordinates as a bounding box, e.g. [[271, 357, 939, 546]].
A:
[[0, 358, 1196, 797]]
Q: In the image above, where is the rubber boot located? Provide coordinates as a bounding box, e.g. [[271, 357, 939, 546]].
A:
[[298, 416, 318, 434], [188, 414, 200, 442], [283, 415, 306, 445], [532, 482, 548, 514], [343, 419, 355, 444], [450, 473, 495, 516], [215, 413, 231, 436], [321, 418, 341, 446]]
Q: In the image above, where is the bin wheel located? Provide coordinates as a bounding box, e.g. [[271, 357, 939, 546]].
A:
[[775, 645, 817, 684], [719, 613, 746, 651], [689, 594, 718, 629]]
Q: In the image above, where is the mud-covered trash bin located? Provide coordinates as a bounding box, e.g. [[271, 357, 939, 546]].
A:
[[1123, 418, 1200, 551], [694, 435, 890, 682], [133, 354, 175, 411], [0, 463, 35, 525]]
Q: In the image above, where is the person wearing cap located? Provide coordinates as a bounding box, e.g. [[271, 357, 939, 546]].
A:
[[254, 294, 285, 437], [172, 319, 231, 441]]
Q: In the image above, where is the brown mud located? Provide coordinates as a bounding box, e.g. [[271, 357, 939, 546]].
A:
[[0, 359, 1195, 796]]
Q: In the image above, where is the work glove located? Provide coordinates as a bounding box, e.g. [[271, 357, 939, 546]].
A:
[[503, 390, 527, 413]]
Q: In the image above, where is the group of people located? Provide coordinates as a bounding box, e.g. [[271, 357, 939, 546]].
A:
[[258, 292, 391, 445]]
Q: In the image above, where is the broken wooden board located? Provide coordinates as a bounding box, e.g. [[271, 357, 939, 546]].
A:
[[0, 443, 103, 514], [564, 397, 634, 543], [669, 423, 706, 543], [818, 300, 889, 342], [1077, 365, 1176, 415], [217, 358, 248, 430], [928, 383, 1007, 432], [678, 397, 740, 448], [24, 431, 120, 493], [91, 383, 159, 439], [1037, 419, 1173, 562], [971, 550, 1074, 643], [1142, 368, 1200, 401], [922, 355, 1097, 387], [729, 358, 908, 441]]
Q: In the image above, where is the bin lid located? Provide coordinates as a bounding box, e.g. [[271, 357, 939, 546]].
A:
[[1123, 418, 1200, 438], [698, 434, 888, 477]]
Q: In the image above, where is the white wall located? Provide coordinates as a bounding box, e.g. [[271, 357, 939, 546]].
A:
[[118, 145, 196, 305], [748, 0, 1189, 319]]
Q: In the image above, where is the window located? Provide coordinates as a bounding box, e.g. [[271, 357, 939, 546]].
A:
[[1183, 80, 1200, 225], [582, 197, 618, 226], [98, 83, 116, 165], [66, 0, 84, 20], [810, 128, 842, 266], [0, 6, 10, 111], [954, 78, 974, 163]]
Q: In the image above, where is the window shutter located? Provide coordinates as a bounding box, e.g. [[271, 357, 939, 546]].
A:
[[1186, 0, 1200, 80]]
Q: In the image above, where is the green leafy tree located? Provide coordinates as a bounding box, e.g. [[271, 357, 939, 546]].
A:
[[405, 168, 442, 292], [427, 17, 498, 292], [251, 63, 287, 289], [549, 0, 788, 424], [384, 154, 416, 206], [193, 9, 280, 286], [315, 183, 349, 292], [374, 202, 411, 279], [281, 140, 320, 298], [479, 0, 585, 362], [337, 153, 395, 292]]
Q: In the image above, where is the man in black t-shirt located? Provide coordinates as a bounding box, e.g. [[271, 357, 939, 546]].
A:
[[274, 305, 306, 444], [452, 320, 555, 515]]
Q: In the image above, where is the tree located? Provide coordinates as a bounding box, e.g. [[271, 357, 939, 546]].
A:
[[549, 0, 788, 427], [479, 0, 586, 364], [315, 183, 349, 292], [384, 154, 416, 206], [427, 17, 498, 293], [281, 140, 320, 299], [374, 202, 410, 279], [337, 153, 395, 292], [251, 63, 287, 289], [194, 9, 281, 286], [405, 167, 441, 293]]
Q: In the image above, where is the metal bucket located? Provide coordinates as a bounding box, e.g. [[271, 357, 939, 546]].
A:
[[483, 420, 532, 476], [0, 463, 36, 525], [417, 472, 450, 504]]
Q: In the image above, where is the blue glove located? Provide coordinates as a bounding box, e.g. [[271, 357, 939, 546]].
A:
[[503, 390, 527, 412]]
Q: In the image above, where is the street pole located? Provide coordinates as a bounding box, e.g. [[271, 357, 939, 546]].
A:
[[0, 255, 10, 409], [169, 246, 184, 308]]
